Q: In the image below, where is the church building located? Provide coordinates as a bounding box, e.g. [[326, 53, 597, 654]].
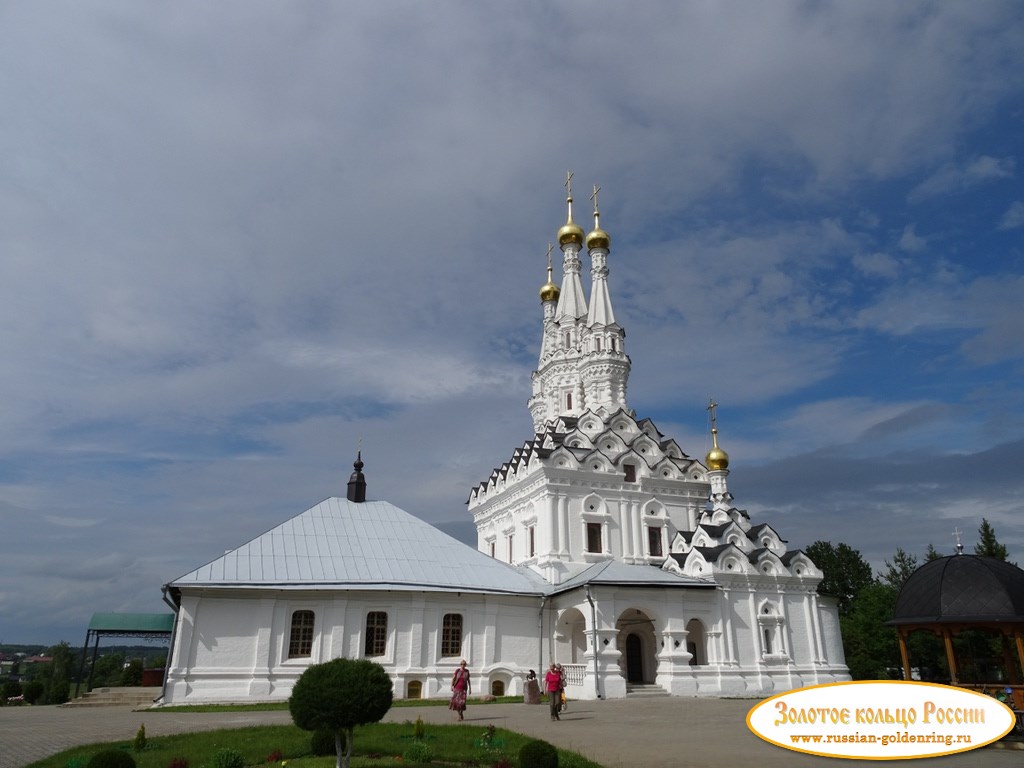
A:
[[160, 181, 848, 705]]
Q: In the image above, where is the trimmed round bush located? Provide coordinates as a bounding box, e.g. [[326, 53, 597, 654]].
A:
[[519, 738, 558, 768], [310, 729, 338, 756], [86, 750, 136, 768]]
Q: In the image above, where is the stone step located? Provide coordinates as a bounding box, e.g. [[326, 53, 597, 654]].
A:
[[626, 684, 670, 698], [63, 686, 163, 708]]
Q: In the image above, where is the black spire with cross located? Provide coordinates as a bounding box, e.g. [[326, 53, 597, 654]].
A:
[[347, 451, 367, 503]]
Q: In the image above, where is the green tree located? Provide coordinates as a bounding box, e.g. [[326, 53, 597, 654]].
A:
[[805, 541, 873, 617], [92, 653, 126, 688], [840, 581, 899, 679], [880, 547, 918, 591], [40, 642, 73, 704], [924, 543, 942, 561], [121, 659, 143, 686], [974, 518, 1013, 564], [289, 658, 393, 768]]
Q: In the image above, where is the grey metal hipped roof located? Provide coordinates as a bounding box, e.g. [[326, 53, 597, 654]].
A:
[[169, 498, 548, 596], [548, 559, 714, 596]]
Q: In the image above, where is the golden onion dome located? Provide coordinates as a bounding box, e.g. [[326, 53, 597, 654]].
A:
[[586, 185, 610, 250], [558, 218, 584, 247], [540, 279, 560, 302], [706, 444, 730, 471], [706, 399, 729, 470], [539, 244, 560, 302], [558, 193, 584, 247], [586, 223, 610, 251]]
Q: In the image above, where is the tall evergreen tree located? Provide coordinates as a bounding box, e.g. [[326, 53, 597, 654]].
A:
[[805, 541, 873, 617], [881, 547, 918, 590], [974, 518, 1013, 564]]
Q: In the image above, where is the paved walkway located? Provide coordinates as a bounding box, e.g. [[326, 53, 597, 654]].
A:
[[1, 698, 1021, 768]]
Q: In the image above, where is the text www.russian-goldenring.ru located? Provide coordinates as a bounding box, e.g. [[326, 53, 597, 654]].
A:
[[789, 732, 972, 747]]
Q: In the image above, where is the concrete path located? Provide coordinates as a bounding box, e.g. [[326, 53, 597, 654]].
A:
[[1, 698, 1020, 768]]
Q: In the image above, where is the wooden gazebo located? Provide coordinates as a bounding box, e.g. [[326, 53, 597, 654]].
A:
[[889, 554, 1024, 712]]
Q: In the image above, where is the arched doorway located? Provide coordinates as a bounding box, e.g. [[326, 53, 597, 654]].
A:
[[625, 634, 644, 682], [685, 618, 707, 666], [616, 608, 657, 685]]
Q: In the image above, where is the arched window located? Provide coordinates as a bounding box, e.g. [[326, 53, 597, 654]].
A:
[[288, 610, 315, 658], [365, 611, 388, 657], [441, 613, 463, 657]]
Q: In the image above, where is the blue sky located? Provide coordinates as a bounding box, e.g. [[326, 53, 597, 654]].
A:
[[1, 1, 1022, 645]]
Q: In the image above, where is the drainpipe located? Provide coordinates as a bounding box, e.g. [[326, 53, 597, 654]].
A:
[[537, 596, 547, 675], [159, 585, 181, 705], [585, 585, 602, 698]]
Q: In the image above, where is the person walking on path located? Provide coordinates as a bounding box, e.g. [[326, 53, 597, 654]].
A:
[[449, 659, 471, 721], [544, 662, 562, 721]]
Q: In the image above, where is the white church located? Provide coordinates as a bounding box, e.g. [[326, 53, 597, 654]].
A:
[[160, 182, 849, 705]]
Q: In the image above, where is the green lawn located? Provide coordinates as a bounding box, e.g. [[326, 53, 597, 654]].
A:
[[26, 719, 603, 768]]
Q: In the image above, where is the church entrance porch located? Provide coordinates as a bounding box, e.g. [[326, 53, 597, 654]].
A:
[[616, 609, 657, 685]]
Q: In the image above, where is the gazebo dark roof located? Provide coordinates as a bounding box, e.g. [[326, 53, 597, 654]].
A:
[[891, 555, 1024, 625]]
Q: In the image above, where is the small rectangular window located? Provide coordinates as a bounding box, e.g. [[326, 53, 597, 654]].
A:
[[489, 541, 495, 558], [586, 522, 602, 553], [648, 527, 663, 557], [288, 610, 315, 658], [529, 526, 536, 557], [364, 611, 388, 657], [507, 534, 514, 562], [566, 392, 572, 409], [441, 613, 463, 657], [623, 463, 636, 482]]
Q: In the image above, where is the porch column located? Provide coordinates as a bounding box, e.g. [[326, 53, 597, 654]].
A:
[[655, 623, 698, 695]]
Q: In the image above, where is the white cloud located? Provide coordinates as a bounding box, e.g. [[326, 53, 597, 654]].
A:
[[898, 225, 927, 252], [909, 155, 1015, 201], [852, 252, 900, 279], [999, 201, 1024, 229], [1, 1, 1023, 643]]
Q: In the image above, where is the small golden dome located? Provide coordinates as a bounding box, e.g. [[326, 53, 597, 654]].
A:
[[540, 279, 560, 302], [586, 185, 610, 250], [706, 445, 730, 471], [539, 243, 560, 302], [558, 192, 584, 247], [586, 225, 610, 251], [706, 399, 729, 470], [558, 218, 584, 247]]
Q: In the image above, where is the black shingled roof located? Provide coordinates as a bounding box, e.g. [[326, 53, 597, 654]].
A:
[[890, 555, 1024, 624]]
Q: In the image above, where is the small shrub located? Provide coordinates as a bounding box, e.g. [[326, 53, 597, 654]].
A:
[[310, 730, 338, 756], [133, 724, 147, 753], [413, 715, 426, 740], [518, 739, 558, 768], [23, 681, 44, 704], [86, 750, 137, 768], [121, 659, 143, 687], [211, 748, 245, 768], [402, 740, 433, 764], [167, 758, 189, 768], [2, 680, 23, 701]]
